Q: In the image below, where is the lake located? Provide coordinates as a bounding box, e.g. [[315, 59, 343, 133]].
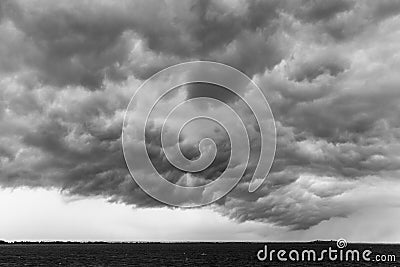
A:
[[0, 242, 398, 266]]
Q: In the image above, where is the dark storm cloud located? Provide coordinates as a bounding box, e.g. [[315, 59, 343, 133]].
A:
[[185, 82, 240, 103], [1, 0, 400, 231], [0, 2, 4, 22], [2, 0, 136, 88], [0, 0, 289, 87], [287, 50, 349, 82], [292, 0, 355, 22], [370, 0, 400, 21], [145, 119, 232, 185]]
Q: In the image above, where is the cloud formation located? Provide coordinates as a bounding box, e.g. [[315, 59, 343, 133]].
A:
[[1, 0, 400, 230]]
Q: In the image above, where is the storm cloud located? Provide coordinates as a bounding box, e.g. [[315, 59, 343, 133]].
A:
[[1, 0, 400, 231]]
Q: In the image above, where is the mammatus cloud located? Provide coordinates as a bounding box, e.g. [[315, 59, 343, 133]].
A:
[[1, 0, 400, 230]]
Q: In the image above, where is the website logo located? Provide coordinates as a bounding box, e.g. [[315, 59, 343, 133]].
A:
[[122, 61, 276, 207]]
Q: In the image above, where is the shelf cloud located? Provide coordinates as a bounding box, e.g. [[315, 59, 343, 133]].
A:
[[1, 0, 400, 231]]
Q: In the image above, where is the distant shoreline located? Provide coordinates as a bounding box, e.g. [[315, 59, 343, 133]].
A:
[[1, 240, 399, 245]]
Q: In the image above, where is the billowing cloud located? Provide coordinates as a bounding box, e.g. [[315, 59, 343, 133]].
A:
[[1, 0, 400, 231]]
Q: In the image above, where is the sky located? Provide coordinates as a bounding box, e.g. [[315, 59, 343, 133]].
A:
[[1, 0, 400, 242]]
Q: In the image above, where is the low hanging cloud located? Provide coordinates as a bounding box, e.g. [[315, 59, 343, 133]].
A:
[[1, 0, 400, 230]]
